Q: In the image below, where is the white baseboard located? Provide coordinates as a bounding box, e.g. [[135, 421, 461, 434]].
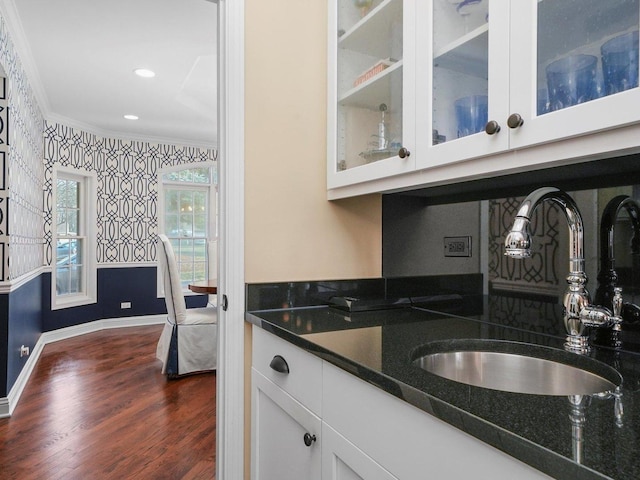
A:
[[2, 337, 46, 419], [0, 314, 166, 418]]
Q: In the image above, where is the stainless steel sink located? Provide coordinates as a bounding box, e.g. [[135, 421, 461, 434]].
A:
[[412, 340, 621, 396]]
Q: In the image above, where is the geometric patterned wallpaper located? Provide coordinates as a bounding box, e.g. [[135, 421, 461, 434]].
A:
[[0, 77, 8, 281], [0, 11, 217, 278], [43, 121, 217, 265], [8, 78, 45, 281], [0, 14, 46, 282]]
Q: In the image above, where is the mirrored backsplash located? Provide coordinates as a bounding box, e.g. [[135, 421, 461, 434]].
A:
[[383, 172, 640, 311]]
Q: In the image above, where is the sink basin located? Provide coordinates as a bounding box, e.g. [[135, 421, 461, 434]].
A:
[[412, 339, 621, 396]]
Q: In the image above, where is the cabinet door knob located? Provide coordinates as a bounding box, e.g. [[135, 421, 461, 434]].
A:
[[484, 120, 501, 135], [303, 433, 317, 447], [507, 113, 524, 129], [398, 147, 410, 158], [269, 355, 290, 374]]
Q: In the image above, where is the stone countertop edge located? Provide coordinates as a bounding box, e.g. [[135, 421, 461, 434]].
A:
[[245, 311, 611, 480]]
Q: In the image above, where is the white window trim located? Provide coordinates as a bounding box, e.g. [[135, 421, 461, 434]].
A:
[[51, 166, 97, 310], [157, 163, 217, 298]]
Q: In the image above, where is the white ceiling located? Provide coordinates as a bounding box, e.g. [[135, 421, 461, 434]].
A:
[[5, 0, 217, 148]]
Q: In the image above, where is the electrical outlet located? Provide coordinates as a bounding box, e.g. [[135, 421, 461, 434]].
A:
[[444, 236, 471, 257], [121, 302, 132, 309], [20, 345, 29, 357]]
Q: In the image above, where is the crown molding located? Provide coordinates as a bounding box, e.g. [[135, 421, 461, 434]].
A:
[[0, 0, 51, 114], [46, 112, 218, 150]]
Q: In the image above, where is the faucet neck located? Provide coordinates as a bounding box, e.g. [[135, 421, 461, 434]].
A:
[[515, 187, 585, 273]]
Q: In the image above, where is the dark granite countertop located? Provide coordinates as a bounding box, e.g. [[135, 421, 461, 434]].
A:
[[246, 293, 640, 480]]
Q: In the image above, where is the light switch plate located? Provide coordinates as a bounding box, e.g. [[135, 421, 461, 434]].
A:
[[444, 236, 471, 257]]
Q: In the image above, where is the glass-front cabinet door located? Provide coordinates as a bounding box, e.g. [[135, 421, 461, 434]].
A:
[[509, 0, 640, 149], [327, 0, 416, 189], [418, 0, 640, 171], [415, 0, 510, 170], [328, 0, 640, 195]]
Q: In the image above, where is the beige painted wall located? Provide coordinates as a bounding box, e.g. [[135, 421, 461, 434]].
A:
[[244, 0, 382, 284], [244, 1, 383, 476]]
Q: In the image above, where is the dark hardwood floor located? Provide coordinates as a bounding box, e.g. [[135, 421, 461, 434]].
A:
[[0, 325, 216, 479]]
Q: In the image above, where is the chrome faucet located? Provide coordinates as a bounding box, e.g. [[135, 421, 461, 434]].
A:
[[505, 187, 621, 353]]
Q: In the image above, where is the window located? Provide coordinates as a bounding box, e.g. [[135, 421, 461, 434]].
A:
[[53, 169, 96, 309], [161, 167, 216, 291]]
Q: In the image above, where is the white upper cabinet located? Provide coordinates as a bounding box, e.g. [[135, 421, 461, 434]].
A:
[[328, 0, 640, 197], [327, 0, 416, 189], [508, 0, 640, 149], [418, 0, 640, 168]]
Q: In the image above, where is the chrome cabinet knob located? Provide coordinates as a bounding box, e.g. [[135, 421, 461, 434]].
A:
[[484, 120, 501, 135], [398, 147, 410, 158], [507, 113, 524, 129]]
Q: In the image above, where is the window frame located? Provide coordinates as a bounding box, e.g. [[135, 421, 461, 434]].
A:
[[52, 167, 97, 310], [158, 164, 217, 297]]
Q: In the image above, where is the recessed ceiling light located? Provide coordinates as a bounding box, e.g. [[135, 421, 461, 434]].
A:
[[124, 114, 139, 120], [134, 68, 156, 78]]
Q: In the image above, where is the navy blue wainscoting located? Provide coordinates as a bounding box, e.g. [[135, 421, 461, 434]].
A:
[[4, 274, 43, 397], [42, 267, 208, 331]]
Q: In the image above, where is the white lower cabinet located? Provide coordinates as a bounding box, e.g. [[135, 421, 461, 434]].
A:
[[251, 368, 322, 480], [322, 362, 550, 479], [322, 423, 398, 480], [251, 327, 550, 479]]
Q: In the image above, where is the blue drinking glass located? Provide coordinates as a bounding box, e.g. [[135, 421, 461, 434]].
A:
[[601, 31, 639, 95], [546, 55, 598, 112], [454, 95, 488, 138], [456, 0, 482, 16], [537, 88, 549, 116]]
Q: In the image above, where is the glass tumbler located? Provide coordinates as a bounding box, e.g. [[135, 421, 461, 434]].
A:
[[454, 95, 488, 138], [537, 88, 549, 116], [601, 30, 639, 95], [546, 54, 598, 111]]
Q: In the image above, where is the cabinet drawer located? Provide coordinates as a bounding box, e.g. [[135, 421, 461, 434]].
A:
[[252, 326, 322, 416]]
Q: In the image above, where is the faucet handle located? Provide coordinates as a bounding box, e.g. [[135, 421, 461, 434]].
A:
[[593, 386, 624, 427], [612, 287, 623, 331]]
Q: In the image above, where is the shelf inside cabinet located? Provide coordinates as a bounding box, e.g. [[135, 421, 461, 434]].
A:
[[339, 0, 402, 59], [434, 23, 488, 78], [339, 60, 403, 109]]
